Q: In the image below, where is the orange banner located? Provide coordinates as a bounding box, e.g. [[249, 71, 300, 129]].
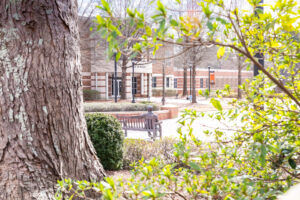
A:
[[210, 72, 215, 84]]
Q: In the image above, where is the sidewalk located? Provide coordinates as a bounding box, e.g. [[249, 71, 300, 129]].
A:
[[121, 97, 237, 140], [136, 96, 234, 112], [126, 111, 236, 141]]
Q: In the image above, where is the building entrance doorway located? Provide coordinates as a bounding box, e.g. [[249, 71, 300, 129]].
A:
[[132, 77, 137, 95], [112, 77, 122, 97]]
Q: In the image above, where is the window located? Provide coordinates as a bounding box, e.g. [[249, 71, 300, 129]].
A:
[[152, 77, 157, 88], [166, 77, 170, 88], [132, 77, 137, 94], [174, 78, 178, 88], [200, 78, 203, 88], [112, 76, 122, 96]]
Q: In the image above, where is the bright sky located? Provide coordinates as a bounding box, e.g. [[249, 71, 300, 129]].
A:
[[78, 0, 300, 17]]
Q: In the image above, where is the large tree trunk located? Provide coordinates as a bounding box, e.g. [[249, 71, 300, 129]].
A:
[[192, 64, 197, 103], [0, 1, 105, 199], [121, 56, 128, 100], [183, 67, 187, 96]]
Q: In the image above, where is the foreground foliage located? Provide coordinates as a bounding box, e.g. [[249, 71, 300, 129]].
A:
[[56, 0, 299, 199], [57, 80, 300, 199]]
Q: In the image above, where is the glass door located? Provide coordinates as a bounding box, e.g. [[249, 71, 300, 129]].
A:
[[132, 77, 137, 94], [112, 77, 122, 97]]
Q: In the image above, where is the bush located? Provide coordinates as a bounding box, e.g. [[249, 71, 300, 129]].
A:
[[123, 137, 178, 169], [84, 102, 159, 112], [85, 113, 124, 170], [83, 89, 100, 101], [152, 88, 178, 97]]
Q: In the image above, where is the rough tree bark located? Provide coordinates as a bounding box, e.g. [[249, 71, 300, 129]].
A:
[[121, 56, 128, 100], [0, 1, 105, 199], [191, 45, 197, 103], [183, 67, 187, 96]]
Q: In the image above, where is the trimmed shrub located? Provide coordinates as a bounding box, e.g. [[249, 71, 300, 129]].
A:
[[84, 102, 159, 112], [152, 88, 178, 97], [83, 89, 100, 101], [85, 113, 124, 170]]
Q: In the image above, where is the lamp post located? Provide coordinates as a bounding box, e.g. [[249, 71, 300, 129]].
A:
[[189, 65, 192, 100], [208, 66, 211, 93], [131, 60, 136, 103], [114, 52, 118, 103]]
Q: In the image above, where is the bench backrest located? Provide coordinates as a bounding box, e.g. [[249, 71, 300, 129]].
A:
[[117, 115, 157, 130]]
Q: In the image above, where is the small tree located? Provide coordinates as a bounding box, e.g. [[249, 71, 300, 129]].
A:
[[188, 45, 207, 103], [94, 0, 153, 100], [173, 40, 189, 97]]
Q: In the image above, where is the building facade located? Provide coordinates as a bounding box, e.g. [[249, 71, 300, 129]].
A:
[[82, 64, 153, 100], [79, 20, 253, 100], [152, 68, 253, 96], [79, 18, 153, 100]]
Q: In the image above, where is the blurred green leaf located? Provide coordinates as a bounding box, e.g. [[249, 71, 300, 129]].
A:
[[288, 157, 296, 169], [189, 162, 201, 171], [210, 98, 222, 111], [217, 46, 225, 59], [170, 19, 179, 27]]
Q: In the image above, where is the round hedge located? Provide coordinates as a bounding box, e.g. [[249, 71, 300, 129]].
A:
[[85, 113, 124, 170]]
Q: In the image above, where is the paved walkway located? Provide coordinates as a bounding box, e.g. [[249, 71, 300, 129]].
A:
[[123, 97, 238, 141], [138, 97, 234, 112], [126, 111, 237, 141]]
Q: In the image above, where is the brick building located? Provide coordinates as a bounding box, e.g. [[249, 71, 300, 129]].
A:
[[151, 45, 253, 95], [79, 18, 153, 100], [79, 19, 253, 100]]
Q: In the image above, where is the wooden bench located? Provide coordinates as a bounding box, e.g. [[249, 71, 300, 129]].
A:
[[116, 108, 162, 139]]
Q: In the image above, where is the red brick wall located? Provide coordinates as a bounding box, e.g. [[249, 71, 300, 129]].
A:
[[103, 110, 172, 120], [173, 69, 252, 95]]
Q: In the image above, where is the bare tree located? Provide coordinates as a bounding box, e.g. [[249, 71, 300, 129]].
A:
[[169, 0, 207, 102], [174, 42, 206, 103], [189, 45, 207, 103], [173, 38, 189, 97]]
